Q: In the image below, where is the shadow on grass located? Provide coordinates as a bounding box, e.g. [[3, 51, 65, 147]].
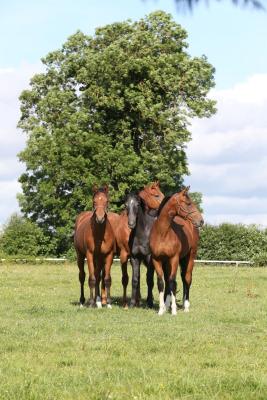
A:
[[70, 297, 184, 310]]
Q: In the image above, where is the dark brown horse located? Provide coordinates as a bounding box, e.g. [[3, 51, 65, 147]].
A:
[[74, 185, 117, 308], [112, 182, 164, 308], [149, 187, 204, 315]]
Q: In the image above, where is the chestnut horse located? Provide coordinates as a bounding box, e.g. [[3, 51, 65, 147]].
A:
[[74, 185, 117, 308], [150, 187, 204, 316]]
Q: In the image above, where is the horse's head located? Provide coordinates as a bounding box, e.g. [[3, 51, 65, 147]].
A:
[[138, 181, 164, 210], [174, 187, 204, 228], [92, 185, 109, 224], [125, 193, 140, 229]]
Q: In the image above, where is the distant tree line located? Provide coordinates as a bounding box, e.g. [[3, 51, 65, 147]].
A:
[[1, 214, 267, 265]]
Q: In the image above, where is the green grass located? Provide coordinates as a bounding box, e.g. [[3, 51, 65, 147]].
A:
[[0, 263, 266, 400]]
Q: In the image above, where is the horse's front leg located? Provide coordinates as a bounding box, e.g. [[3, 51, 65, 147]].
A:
[[130, 256, 141, 307], [169, 255, 179, 316], [144, 255, 154, 308], [76, 251, 86, 306], [94, 259, 102, 309], [86, 251, 96, 307], [104, 252, 113, 309], [120, 250, 129, 308], [152, 258, 165, 315]]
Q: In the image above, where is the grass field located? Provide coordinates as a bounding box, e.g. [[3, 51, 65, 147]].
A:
[[0, 262, 266, 400]]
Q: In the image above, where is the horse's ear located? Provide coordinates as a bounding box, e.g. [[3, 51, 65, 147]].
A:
[[92, 184, 98, 194], [103, 184, 109, 194], [155, 180, 160, 187], [183, 186, 190, 194]]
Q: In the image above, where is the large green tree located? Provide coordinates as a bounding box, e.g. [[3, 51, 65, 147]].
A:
[[18, 11, 216, 254]]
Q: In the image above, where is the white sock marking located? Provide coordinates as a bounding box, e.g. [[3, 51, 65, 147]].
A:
[[184, 300, 190, 312], [96, 296, 102, 308], [158, 291, 166, 315], [171, 292, 177, 316]]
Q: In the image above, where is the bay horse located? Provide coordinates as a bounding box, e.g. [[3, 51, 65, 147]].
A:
[[74, 185, 117, 308], [149, 187, 204, 316], [125, 182, 164, 308]]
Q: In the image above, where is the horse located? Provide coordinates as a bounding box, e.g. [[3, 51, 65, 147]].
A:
[[124, 181, 164, 308], [110, 193, 136, 308], [74, 185, 117, 308], [149, 187, 204, 316]]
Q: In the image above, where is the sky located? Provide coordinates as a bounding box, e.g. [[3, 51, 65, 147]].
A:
[[0, 0, 267, 227]]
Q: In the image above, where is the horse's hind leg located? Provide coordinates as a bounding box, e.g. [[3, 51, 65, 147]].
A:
[[145, 256, 154, 308], [101, 274, 107, 306], [77, 252, 86, 306], [120, 251, 129, 308], [163, 262, 171, 310], [152, 258, 165, 315], [180, 252, 194, 312]]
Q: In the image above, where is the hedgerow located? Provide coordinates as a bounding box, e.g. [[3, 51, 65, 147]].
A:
[[198, 223, 267, 265]]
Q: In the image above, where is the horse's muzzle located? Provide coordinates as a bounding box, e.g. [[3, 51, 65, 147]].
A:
[[128, 222, 136, 230], [195, 218, 204, 228]]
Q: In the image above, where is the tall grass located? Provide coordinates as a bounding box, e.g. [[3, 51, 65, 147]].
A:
[[0, 263, 266, 399]]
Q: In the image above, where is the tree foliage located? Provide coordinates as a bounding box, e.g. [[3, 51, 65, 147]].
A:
[[0, 214, 52, 257], [18, 11, 216, 254]]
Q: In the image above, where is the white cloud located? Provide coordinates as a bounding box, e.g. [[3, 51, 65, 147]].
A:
[[0, 63, 43, 227], [186, 73, 267, 225], [0, 180, 22, 226]]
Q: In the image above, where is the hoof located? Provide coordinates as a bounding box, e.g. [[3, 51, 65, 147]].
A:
[[79, 303, 84, 308], [123, 304, 129, 310], [147, 299, 154, 309], [171, 308, 177, 316], [107, 304, 112, 309], [158, 306, 166, 316]]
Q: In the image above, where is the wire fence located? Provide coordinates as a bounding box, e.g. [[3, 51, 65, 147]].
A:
[[0, 257, 255, 267]]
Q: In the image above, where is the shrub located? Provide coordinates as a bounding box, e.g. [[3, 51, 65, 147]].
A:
[[0, 213, 53, 257]]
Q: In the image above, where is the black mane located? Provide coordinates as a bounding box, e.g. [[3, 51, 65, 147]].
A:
[[157, 195, 173, 216]]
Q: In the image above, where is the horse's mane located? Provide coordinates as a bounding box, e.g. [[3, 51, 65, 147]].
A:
[[157, 195, 173, 216]]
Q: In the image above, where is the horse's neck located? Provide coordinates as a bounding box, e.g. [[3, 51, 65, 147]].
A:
[[91, 215, 108, 239], [136, 205, 155, 233], [156, 201, 176, 238]]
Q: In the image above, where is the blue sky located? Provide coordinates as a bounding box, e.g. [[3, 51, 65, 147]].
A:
[[1, 0, 267, 226]]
